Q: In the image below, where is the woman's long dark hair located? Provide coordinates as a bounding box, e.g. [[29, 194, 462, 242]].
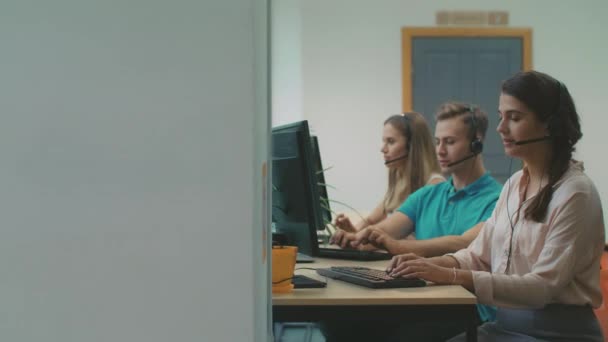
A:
[[501, 71, 582, 222]]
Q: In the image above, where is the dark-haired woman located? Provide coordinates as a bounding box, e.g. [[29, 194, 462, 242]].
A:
[[388, 70, 605, 341]]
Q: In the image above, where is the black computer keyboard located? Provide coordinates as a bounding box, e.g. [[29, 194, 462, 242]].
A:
[[318, 247, 392, 261], [316, 266, 426, 289]]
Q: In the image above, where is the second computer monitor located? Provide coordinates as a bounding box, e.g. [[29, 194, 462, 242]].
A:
[[310, 135, 332, 227]]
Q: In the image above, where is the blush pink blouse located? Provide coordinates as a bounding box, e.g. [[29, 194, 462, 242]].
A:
[[451, 161, 605, 308]]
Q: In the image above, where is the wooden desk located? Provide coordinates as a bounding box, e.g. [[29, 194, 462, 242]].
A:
[[273, 258, 478, 342]]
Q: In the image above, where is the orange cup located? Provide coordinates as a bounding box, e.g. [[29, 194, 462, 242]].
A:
[[272, 246, 298, 293]]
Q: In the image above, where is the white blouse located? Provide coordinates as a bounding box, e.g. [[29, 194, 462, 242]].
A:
[[427, 172, 446, 184], [452, 161, 605, 309]]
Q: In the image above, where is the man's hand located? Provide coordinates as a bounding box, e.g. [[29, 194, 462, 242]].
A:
[[350, 226, 395, 251], [329, 229, 358, 249], [332, 224, 401, 252]]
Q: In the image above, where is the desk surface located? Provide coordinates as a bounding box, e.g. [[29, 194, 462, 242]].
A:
[[273, 258, 476, 306]]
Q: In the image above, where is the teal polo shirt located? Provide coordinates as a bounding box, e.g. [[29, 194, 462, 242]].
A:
[[397, 172, 502, 322], [397, 172, 501, 240]]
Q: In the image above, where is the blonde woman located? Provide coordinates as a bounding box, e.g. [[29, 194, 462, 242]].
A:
[[333, 112, 444, 233]]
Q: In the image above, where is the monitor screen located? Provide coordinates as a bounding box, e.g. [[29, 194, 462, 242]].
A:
[[271, 120, 323, 256], [310, 135, 332, 227]]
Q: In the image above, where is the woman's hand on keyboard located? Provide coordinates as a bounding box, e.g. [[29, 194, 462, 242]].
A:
[[333, 213, 358, 233], [387, 254, 453, 284], [386, 253, 422, 274]]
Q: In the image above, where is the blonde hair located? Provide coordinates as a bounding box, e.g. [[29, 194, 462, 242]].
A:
[[382, 112, 440, 213]]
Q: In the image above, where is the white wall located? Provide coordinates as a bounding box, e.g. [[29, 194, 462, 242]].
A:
[[273, 0, 608, 231], [272, 0, 304, 126], [0, 0, 270, 341]]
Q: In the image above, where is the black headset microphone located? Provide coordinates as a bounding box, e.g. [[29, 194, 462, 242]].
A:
[[384, 154, 408, 165], [504, 134, 553, 270], [504, 82, 562, 272], [445, 105, 484, 168], [513, 136, 552, 146], [447, 136, 550, 167], [503, 135, 551, 272], [446, 152, 479, 167]]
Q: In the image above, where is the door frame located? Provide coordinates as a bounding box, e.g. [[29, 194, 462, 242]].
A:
[[401, 27, 532, 111]]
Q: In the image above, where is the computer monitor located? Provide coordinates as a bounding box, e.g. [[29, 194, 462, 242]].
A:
[[271, 120, 324, 257], [310, 135, 332, 227]]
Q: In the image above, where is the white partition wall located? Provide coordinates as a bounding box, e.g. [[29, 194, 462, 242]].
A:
[[0, 0, 271, 341], [271, 0, 304, 126]]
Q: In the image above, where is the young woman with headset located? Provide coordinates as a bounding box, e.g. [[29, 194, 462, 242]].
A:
[[333, 112, 444, 233], [388, 70, 605, 341]]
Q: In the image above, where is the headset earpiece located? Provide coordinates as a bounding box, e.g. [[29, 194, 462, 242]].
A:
[[467, 106, 484, 155], [470, 138, 483, 155], [445, 105, 484, 168], [401, 112, 413, 153]]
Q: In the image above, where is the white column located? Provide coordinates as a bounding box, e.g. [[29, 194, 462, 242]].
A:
[[0, 0, 270, 340]]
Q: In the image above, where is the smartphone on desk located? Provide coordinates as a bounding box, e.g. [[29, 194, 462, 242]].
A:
[[292, 275, 326, 289]]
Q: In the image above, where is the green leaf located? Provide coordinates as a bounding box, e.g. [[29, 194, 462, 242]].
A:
[[319, 200, 339, 217], [317, 182, 336, 190], [316, 165, 333, 174]]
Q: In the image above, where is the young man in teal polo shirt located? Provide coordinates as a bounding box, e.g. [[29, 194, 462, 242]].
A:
[[331, 103, 501, 328], [333, 102, 501, 259]]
